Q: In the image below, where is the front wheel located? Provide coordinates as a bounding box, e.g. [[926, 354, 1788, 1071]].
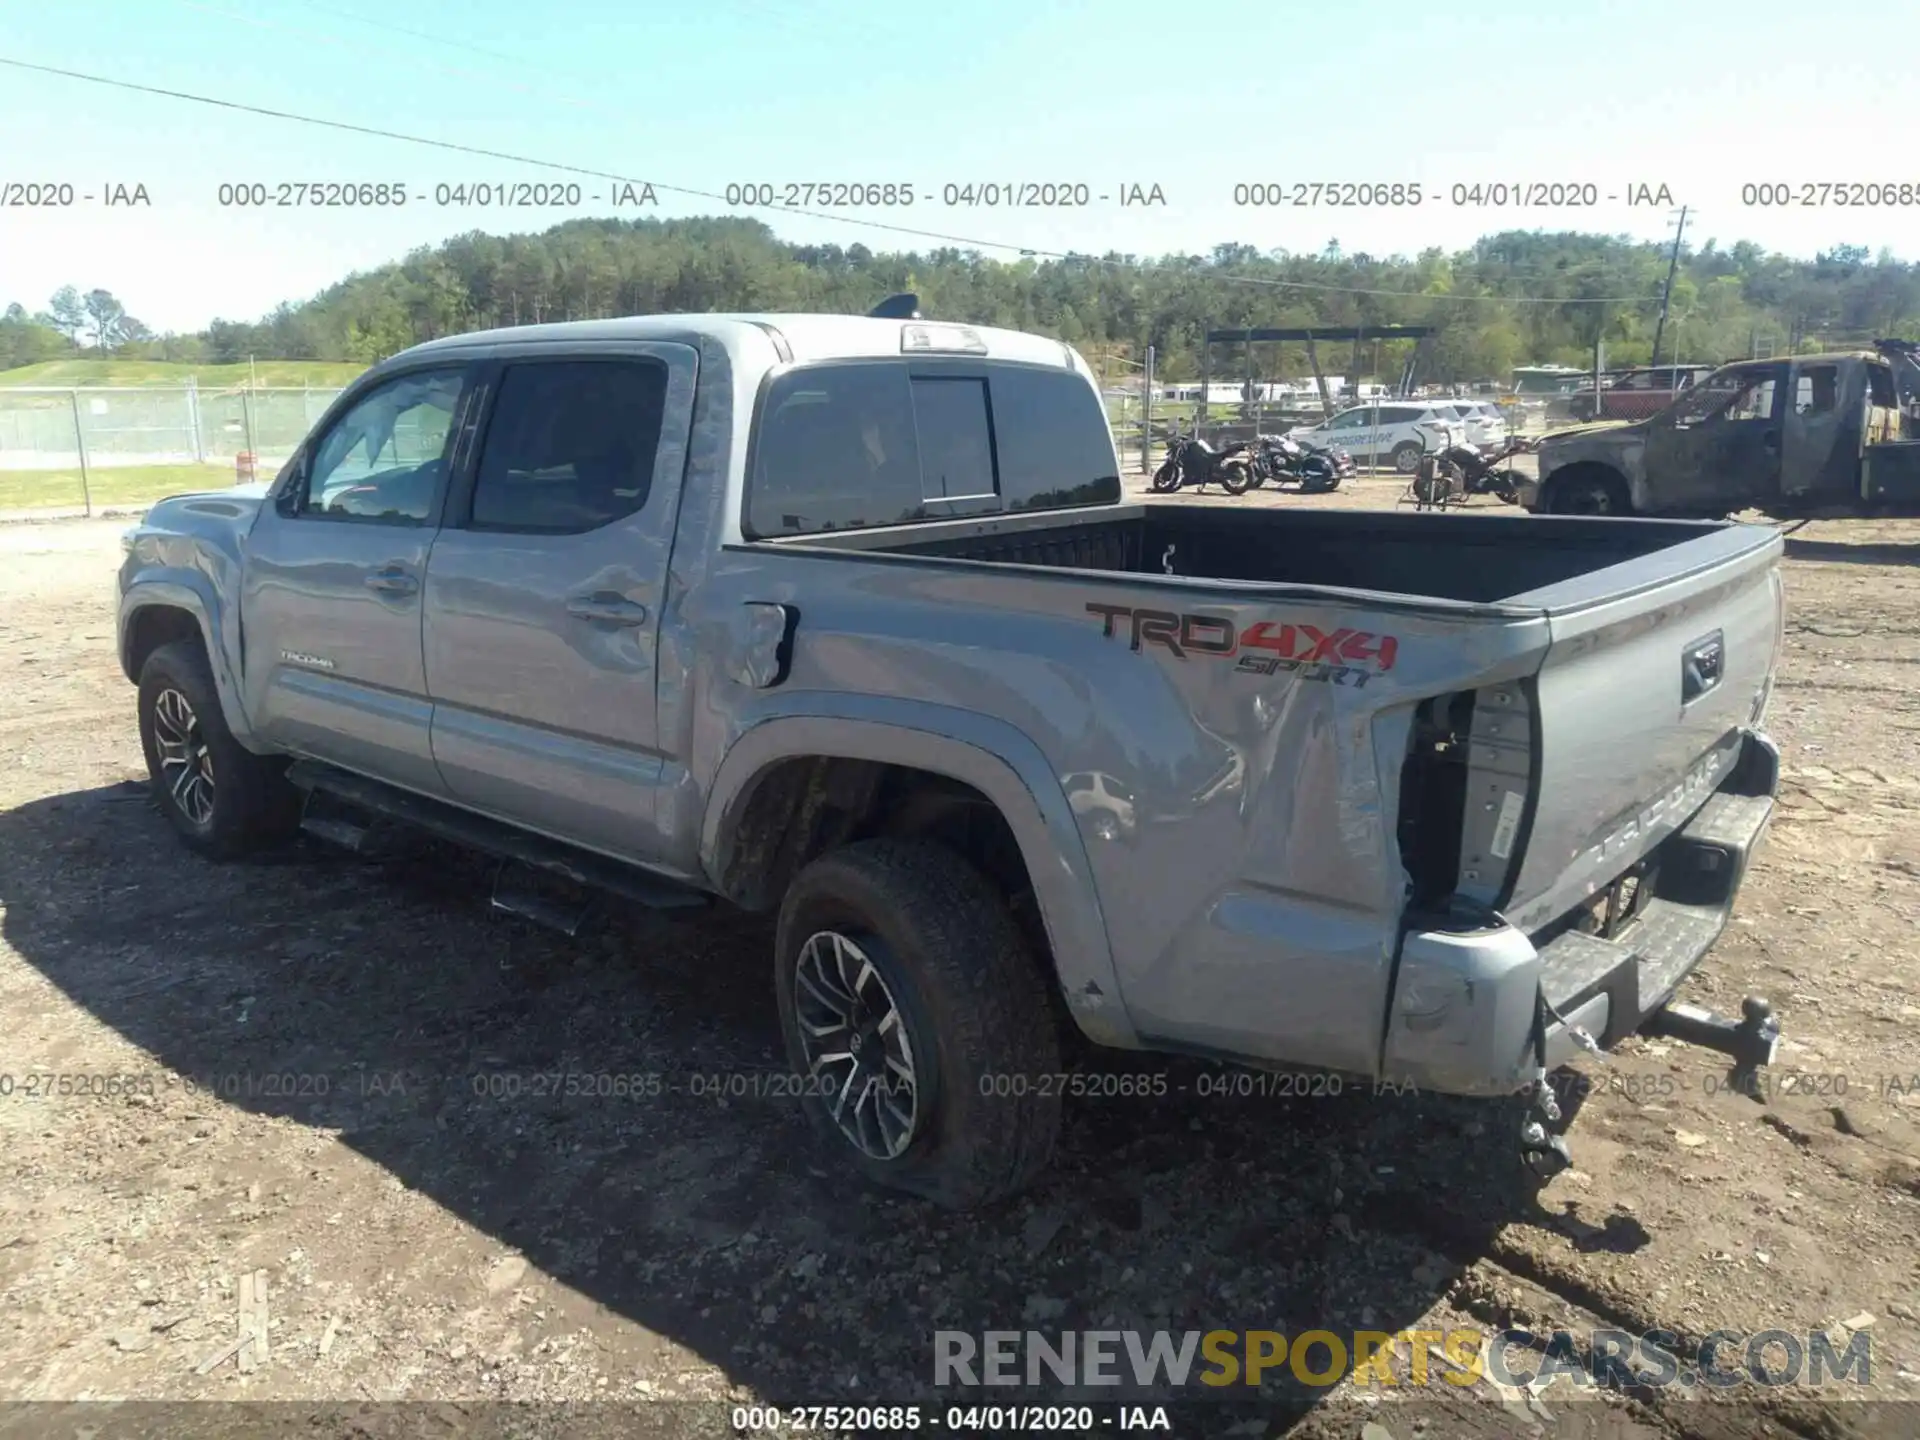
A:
[[1150, 458, 1181, 493], [774, 838, 1063, 1210], [1545, 472, 1631, 516], [1218, 460, 1254, 495], [137, 640, 301, 859]]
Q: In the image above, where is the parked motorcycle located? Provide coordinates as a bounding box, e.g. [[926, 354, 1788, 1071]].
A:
[[1409, 432, 1538, 510], [1249, 433, 1345, 493], [1151, 432, 1256, 494]]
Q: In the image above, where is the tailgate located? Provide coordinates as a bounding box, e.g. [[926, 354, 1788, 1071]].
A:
[[1499, 521, 1784, 933]]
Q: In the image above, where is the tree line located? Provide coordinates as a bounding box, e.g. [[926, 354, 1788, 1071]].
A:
[[4, 217, 1918, 383]]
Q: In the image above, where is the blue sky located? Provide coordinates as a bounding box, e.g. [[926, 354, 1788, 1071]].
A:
[[0, 0, 1910, 333]]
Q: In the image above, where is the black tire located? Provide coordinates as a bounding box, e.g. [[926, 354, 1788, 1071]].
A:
[[137, 640, 301, 859], [1544, 471, 1631, 516], [1150, 458, 1181, 493], [774, 837, 1063, 1210], [1391, 441, 1423, 474], [1301, 457, 1339, 492], [1218, 459, 1254, 495]]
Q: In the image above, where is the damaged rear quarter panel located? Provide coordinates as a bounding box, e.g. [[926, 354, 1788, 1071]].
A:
[[684, 540, 1552, 1072]]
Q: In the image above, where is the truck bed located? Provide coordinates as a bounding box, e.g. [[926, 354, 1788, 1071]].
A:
[[769, 500, 1783, 951], [784, 502, 1770, 610]]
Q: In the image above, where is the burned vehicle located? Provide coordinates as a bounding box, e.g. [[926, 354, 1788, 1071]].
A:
[[1523, 341, 1920, 517]]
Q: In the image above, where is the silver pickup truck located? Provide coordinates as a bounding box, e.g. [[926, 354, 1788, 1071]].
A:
[[118, 308, 1787, 1208]]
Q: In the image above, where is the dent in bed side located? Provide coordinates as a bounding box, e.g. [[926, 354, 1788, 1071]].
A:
[[697, 703, 1138, 1049]]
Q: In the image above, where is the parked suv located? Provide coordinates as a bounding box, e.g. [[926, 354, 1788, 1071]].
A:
[[1434, 401, 1508, 448], [1288, 401, 1461, 472]]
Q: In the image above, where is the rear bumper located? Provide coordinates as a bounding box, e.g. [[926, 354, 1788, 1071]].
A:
[[1380, 729, 1779, 1097]]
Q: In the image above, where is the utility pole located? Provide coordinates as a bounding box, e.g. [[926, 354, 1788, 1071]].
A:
[[1648, 206, 1689, 371], [1142, 345, 1155, 474]]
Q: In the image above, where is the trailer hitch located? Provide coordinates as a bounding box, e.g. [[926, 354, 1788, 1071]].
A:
[[1644, 995, 1780, 1095], [1517, 994, 1780, 1175]]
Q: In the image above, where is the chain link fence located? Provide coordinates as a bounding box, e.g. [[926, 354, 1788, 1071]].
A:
[[0, 385, 347, 514]]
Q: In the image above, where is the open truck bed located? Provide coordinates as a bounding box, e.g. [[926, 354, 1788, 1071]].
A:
[[788, 502, 1761, 607]]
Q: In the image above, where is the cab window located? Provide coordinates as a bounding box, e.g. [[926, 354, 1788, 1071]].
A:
[[301, 368, 467, 524]]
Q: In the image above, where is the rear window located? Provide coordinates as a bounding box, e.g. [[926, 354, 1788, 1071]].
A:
[[745, 360, 1119, 538]]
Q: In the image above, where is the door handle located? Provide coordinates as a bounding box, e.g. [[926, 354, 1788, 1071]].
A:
[[566, 591, 649, 626], [364, 566, 418, 596]]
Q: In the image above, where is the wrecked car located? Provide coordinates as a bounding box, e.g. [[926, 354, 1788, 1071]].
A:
[[119, 305, 1786, 1207], [1524, 342, 1920, 517]]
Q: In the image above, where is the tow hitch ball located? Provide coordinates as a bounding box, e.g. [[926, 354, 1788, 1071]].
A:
[[1518, 995, 1780, 1177], [1645, 995, 1781, 1092]]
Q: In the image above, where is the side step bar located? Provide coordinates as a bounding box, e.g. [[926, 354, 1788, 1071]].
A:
[[285, 760, 710, 914]]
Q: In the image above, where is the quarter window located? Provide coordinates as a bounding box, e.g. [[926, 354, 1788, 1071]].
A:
[[1795, 366, 1838, 415]]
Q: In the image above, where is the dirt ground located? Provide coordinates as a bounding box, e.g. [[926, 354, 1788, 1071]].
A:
[[2, 476, 1918, 1439]]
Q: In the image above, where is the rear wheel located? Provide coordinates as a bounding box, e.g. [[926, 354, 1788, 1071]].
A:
[[1218, 459, 1254, 495], [774, 838, 1063, 1210], [1391, 441, 1423, 474], [1301, 457, 1340, 492], [137, 640, 301, 859]]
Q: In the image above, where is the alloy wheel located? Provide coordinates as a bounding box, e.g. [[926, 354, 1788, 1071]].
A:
[[792, 930, 921, 1160], [152, 687, 216, 826]]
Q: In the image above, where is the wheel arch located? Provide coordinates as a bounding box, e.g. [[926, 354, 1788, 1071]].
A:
[[1539, 460, 1634, 513], [700, 708, 1136, 1048], [119, 584, 260, 747]]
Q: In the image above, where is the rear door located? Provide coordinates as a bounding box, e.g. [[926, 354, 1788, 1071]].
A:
[[1779, 359, 1854, 500], [421, 344, 697, 863], [240, 364, 473, 796]]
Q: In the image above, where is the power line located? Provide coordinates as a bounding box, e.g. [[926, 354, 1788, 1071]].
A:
[[0, 54, 1660, 307], [279, 0, 532, 68]]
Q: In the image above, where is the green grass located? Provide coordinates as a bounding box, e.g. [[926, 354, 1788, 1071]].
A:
[[0, 359, 366, 388], [0, 464, 246, 512]]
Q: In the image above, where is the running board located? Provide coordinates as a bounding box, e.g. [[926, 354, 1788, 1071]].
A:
[[491, 861, 595, 937], [284, 760, 710, 912]]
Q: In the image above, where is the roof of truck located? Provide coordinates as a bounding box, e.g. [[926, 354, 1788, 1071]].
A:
[[397, 313, 1084, 370], [1718, 350, 1887, 367]]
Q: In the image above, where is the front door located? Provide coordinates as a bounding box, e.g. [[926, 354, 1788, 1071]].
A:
[[421, 345, 697, 866], [1779, 360, 1855, 500], [1643, 363, 1786, 514], [240, 365, 473, 795], [1322, 407, 1375, 465]]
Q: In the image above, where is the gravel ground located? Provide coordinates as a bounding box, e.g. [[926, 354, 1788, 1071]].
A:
[[1, 482, 1917, 1439]]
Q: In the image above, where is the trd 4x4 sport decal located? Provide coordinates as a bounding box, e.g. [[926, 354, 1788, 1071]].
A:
[[1085, 603, 1398, 688]]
